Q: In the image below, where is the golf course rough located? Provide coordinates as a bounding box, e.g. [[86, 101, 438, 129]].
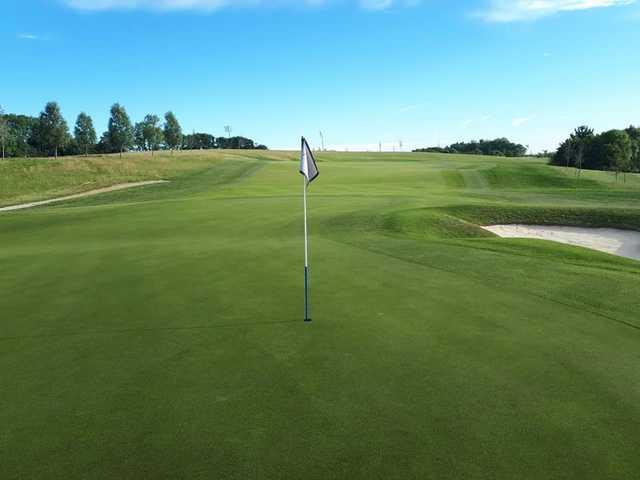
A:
[[1, 150, 639, 479]]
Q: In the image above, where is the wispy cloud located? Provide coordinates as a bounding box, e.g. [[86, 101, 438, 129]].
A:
[[512, 114, 536, 127], [461, 115, 491, 129], [478, 0, 635, 22], [63, 0, 417, 11], [398, 102, 428, 113], [17, 33, 40, 40]]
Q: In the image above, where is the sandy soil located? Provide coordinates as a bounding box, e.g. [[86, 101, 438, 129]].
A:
[[484, 225, 640, 261], [0, 180, 169, 213]]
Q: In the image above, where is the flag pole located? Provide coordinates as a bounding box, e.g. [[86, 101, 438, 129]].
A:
[[300, 136, 317, 323], [303, 174, 311, 322]]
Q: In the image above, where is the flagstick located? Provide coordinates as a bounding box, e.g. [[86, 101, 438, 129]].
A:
[[303, 175, 311, 322]]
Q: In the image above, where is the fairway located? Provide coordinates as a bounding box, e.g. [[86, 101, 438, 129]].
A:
[[2, 151, 640, 479]]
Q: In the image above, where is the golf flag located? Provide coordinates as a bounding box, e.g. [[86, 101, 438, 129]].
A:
[[300, 137, 318, 322], [300, 137, 319, 184]]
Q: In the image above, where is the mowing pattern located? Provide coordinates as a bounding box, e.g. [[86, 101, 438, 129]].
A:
[[1, 151, 639, 479]]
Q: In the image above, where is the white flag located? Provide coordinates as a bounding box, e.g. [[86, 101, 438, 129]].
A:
[[300, 137, 319, 184]]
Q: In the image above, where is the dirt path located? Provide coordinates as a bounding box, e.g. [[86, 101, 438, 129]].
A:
[[0, 180, 169, 213]]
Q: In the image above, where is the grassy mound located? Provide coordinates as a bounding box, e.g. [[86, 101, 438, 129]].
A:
[[325, 207, 491, 240], [446, 204, 640, 231]]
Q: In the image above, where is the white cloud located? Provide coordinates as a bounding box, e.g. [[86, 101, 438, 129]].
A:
[[63, 0, 416, 11], [512, 114, 536, 127], [479, 0, 635, 22], [17, 33, 40, 40]]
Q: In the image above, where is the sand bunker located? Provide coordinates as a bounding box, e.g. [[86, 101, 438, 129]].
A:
[[484, 225, 640, 261], [0, 180, 168, 213]]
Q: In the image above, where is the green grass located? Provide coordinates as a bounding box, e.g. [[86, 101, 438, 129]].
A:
[[0, 150, 265, 207], [1, 150, 640, 479]]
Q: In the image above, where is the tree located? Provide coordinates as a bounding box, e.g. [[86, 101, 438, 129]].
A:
[[216, 136, 256, 149], [182, 132, 216, 150], [37, 102, 69, 158], [569, 126, 594, 177], [0, 105, 10, 159], [96, 132, 112, 154], [414, 138, 526, 157], [74, 113, 97, 156], [163, 111, 182, 153], [1, 114, 37, 158], [134, 122, 145, 151], [573, 125, 594, 139], [107, 103, 134, 157], [562, 139, 573, 168], [625, 126, 640, 172], [136, 114, 164, 155], [599, 130, 632, 182]]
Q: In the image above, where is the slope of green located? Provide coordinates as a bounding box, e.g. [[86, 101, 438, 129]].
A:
[[0, 150, 258, 207], [1, 151, 639, 479]]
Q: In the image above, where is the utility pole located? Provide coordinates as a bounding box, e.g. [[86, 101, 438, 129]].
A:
[[224, 125, 232, 138], [319, 131, 325, 151], [379, 141, 382, 153]]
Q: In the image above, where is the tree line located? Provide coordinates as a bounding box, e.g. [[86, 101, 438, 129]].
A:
[[0, 102, 267, 159], [550, 125, 640, 177], [413, 138, 527, 157], [181, 132, 266, 151]]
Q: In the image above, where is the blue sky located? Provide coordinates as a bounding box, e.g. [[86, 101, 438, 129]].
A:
[[2, 0, 639, 152]]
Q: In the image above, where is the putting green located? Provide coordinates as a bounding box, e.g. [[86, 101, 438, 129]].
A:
[[1, 151, 639, 479]]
